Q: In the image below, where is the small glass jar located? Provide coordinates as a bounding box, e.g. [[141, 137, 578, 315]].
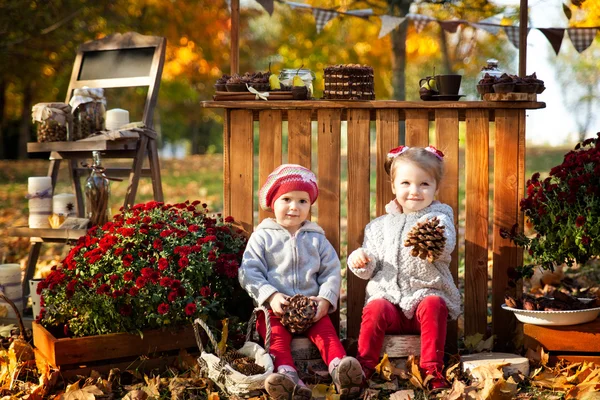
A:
[[85, 151, 111, 228], [70, 88, 106, 140], [32, 102, 71, 142], [279, 68, 316, 97], [479, 59, 504, 81]]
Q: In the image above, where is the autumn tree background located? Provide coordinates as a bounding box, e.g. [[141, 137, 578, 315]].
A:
[[0, 0, 598, 159]]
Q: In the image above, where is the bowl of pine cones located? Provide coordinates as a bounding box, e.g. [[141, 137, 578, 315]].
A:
[[502, 292, 600, 326]]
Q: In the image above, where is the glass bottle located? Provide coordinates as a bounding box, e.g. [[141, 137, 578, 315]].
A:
[[85, 151, 110, 227]]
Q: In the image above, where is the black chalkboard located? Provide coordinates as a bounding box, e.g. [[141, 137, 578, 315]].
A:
[[78, 47, 155, 80]]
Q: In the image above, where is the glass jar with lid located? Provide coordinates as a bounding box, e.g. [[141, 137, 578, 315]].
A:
[[69, 88, 106, 140], [279, 68, 316, 97], [479, 59, 504, 81]]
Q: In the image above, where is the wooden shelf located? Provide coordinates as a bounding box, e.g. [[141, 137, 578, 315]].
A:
[[27, 139, 140, 153], [523, 317, 600, 353], [8, 226, 87, 242]]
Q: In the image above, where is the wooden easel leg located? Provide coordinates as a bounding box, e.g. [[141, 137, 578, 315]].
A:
[[124, 135, 149, 209], [147, 138, 163, 202], [69, 159, 85, 217], [22, 242, 42, 302]]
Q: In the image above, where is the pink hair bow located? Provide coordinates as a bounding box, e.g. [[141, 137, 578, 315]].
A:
[[387, 145, 409, 159], [425, 146, 444, 160]]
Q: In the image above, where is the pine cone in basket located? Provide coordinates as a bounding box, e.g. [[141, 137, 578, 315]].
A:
[[281, 294, 318, 334], [231, 357, 266, 376], [403, 217, 446, 262], [222, 349, 246, 363]]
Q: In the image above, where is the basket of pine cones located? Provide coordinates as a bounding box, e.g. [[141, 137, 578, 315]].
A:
[[194, 306, 274, 396]]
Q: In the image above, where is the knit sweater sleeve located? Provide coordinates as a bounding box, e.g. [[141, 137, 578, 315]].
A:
[[316, 238, 342, 312], [238, 232, 279, 307], [347, 218, 381, 280]]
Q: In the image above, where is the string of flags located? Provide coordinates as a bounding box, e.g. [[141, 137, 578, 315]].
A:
[[254, 0, 600, 54]]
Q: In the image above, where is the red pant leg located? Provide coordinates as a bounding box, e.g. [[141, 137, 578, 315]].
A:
[[305, 315, 346, 366], [357, 298, 406, 372], [414, 296, 448, 370], [256, 309, 294, 369]]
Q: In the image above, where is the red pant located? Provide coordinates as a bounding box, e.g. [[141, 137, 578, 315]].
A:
[[357, 296, 448, 372], [256, 309, 346, 369]]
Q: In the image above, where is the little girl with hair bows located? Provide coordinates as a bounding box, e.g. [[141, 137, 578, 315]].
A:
[[239, 164, 363, 400], [347, 146, 461, 392]]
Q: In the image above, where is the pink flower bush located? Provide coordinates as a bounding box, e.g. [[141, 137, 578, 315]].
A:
[[502, 133, 600, 276], [38, 200, 249, 337]]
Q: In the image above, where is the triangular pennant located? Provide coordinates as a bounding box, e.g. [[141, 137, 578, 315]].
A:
[[503, 26, 530, 49], [539, 28, 565, 55], [312, 8, 337, 34], [473, 13, 504, 35], [407, 13, 434, 33], [567, 28, 598, 53], [379, 15, 406, 39], [439, 20, 462, 33], [257, 0, 274, 15]]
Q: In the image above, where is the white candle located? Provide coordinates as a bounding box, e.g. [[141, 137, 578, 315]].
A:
[[28, 177, 52, 228], [53, 193, 77, 216], [105, 108, 130, 130]]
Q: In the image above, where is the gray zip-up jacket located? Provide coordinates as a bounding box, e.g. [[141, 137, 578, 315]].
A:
[[239, 218, 341, 311]]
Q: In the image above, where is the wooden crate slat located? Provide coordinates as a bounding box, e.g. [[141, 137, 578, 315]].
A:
[[492, 109, 522, 350], [523, 318, 600, 353], [288, 110, 312, 168], [258, 110, 282, 222], [375, 109, 399, 216], [346, 109, 371, 339], [228, 109, 254, 233], [434, 109, 460, 354], [223, 110, 232, 219], [464, 109, 490, 337], [404, 110, 429, 146]]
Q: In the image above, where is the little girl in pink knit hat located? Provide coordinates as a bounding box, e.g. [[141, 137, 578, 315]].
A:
[[240, 164, 364, 400]]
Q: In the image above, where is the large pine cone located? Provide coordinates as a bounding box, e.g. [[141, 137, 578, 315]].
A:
[[403, 217, 446, 262], [281, 294, 317, 334], [231, 356, 266, 375]]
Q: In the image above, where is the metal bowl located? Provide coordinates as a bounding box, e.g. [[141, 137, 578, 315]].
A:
[[502, 299, 600, 326]]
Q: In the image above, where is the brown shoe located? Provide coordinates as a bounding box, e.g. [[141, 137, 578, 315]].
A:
[[265, 372, 312, 400], [330, 357, 365, 399]]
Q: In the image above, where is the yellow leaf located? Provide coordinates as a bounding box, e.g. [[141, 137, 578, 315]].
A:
[[218, 318, 228, 356], [374, 353, 394, 381], [122, 390, 149, 400], [464, 333, 484, 350], [60, 385, 103, 400], [207, 392, 220, 400], [311, 383, 331, 398]]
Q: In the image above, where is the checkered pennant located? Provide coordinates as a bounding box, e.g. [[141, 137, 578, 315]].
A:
[[406, 13, 434, 33], [312, 8, 338, 33], [503, 26, 530, 49], [567, 28, 598, 53]]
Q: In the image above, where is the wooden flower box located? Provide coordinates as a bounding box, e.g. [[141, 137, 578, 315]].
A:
[[33, 322, 198, 368]]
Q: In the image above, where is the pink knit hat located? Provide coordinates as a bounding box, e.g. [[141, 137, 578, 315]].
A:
[[259, 164, 319, 211]]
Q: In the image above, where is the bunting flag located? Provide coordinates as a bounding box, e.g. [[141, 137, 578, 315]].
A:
[[379, 15, 406, 39], [270, 0, 599, 55], [439, 20, 462, 33], [503, 25, 530, 49], [312, 8, 337, 33], [539, 28, 565, 55], [567, 28, 598, 53], [472, 13, 503, 35], [257, 0, 275, 15], [407, 13, 434, 33]]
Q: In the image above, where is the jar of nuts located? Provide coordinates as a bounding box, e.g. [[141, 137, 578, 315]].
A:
[[69, 88, 106, 140], [32, 103, 72, 142]]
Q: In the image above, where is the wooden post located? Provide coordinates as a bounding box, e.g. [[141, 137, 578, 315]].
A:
[[231, 0, 240, 75], [519, 0, 528, 77]]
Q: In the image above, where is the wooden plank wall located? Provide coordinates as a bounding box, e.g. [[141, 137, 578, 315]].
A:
[[222, 105, 526, 348]]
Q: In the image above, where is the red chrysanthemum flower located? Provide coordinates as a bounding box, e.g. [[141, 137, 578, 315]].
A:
[[158, 303, 169, 315], [185, 303, 197, 316]]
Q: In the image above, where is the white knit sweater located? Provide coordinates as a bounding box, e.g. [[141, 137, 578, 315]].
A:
[[348, 201, 462, 320]]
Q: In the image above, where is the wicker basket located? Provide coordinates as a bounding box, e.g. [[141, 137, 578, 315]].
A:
[[194, 306, 274, 396]]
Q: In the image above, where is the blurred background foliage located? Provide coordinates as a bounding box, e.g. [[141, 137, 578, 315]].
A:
[[0, 0, 598, 159]]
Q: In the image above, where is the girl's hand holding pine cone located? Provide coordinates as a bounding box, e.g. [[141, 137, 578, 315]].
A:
[[403, 217, 446, 262], [268, 292, 290, 316]]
